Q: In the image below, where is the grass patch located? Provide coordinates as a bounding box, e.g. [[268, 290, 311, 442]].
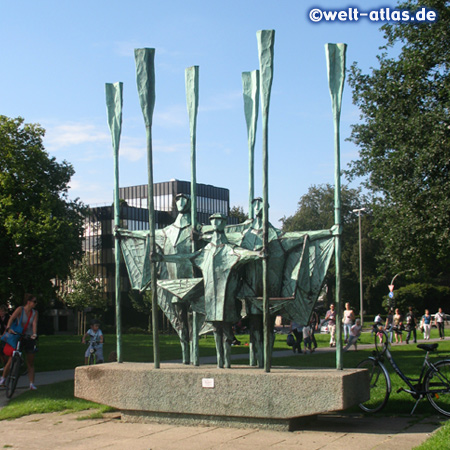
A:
[[262, 337, 450, 417], [0, 380, 114, 421], [413, 419, 450, 449], [29, 326, 450, 372]]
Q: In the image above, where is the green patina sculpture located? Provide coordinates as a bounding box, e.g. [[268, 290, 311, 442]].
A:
[[157, 213, 261, 368], [326, 43, 347, 370], [111, 31, 346, 371], [105, 81, 124, 362], [226, 198, 337, 368], [118, 194, 209, 365]]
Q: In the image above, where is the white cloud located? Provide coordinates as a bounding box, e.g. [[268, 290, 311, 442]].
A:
[[45, 122, 110, 151]]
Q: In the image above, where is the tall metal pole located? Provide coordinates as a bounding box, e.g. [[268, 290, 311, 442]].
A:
[[257, 29, 275, 373], [185, 65, 200, 366], [106, 82, 123, 363], [353, 208, 365, 325], [242, 70, 260, 219], [135, 48, 160, 368], [325, 43, 347, 370]]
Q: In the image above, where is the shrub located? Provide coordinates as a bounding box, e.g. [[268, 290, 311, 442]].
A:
[[126, 327, 148, 335]]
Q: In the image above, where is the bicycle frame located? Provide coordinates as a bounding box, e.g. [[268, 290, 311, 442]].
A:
[[87, 341, 100, 365], [376, 329, 446, 414]]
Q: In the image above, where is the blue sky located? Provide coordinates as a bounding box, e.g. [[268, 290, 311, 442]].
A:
[[1, 1, 402, 223]]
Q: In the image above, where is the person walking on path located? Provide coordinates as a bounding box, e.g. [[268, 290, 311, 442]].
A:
[[309, 309, 319, 351], [302, 324, 312, 353], [343, 319, 362, 351], [290, 321, 303, 354], [434, 308, 446, 340], [0, 294, 39, 390], [421, 309, 432, 340], [405, 306, 417, 344], [325, 304, 337, 347], [342, 302, 355, 344]]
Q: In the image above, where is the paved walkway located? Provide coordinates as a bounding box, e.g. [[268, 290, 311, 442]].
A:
[[0, 410, 443, 449], [0, 336, 448, 449]]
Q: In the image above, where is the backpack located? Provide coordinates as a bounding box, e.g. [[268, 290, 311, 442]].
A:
[[286, 333, 295, 347]]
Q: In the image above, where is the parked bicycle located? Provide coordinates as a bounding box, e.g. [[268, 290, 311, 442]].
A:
[[357, 327, 450, 416], [4, 334, 27, 399]]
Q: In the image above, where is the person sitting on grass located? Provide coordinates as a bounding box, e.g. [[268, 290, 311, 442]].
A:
[[344, 319, 362, 352], [82, 319, 104, 364]]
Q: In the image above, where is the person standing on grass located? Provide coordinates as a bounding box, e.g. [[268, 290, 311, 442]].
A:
[[342, 302, 355, 344], [434, 308, 446, 340], [0, 294, 39, 390], [385, 308, 394, 343], [325, 304, 337, 347], [393, 308, 403, 344], [421, 309, 432, 340], [405, 306, 417, 344]]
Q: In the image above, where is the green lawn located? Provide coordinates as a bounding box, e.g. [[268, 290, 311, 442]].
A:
[[2, 326, 449, 447], [25, 324, 450, 373]]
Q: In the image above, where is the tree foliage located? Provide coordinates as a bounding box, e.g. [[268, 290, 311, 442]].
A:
[[347, 0, 450, 280], [281, 184, 387, 313], [58, 256, 107, 311], [0, 116, 86, 303], [229, 205, 248, 223], [382, 283, 450, 314]]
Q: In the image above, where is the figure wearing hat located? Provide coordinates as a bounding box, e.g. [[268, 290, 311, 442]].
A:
[[116, 193, 207, 364], [156, 212, 262, 368], [154, 193, 201, 364]]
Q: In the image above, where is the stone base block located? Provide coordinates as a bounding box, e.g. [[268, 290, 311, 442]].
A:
[[75, 363, 369, 431]]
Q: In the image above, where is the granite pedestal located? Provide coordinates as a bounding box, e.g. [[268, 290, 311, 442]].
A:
[[75, 363, 369, 431]]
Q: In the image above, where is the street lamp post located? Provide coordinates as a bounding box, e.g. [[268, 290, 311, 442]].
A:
[[353, 208, 366, 325]]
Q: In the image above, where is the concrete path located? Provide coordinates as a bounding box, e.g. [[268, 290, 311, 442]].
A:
[[0, 410, 443, 449]]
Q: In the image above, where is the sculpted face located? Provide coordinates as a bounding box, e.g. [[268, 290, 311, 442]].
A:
[[176, 196, 190, 213], [211, 217, 226, 232], [253, 199, 263, 218]]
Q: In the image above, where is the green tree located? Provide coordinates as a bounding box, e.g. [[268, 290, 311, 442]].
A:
[[347, 0, 450, 281], [58, 256, 107, 311], [229, 205, 248, 223], [281, 184, 386, 314], [0, 116, 86, 303]]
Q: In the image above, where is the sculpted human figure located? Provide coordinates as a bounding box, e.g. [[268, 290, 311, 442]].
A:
[[226, 198, 279, 367], [117, 194, 207, 364], [155, 193, 197, 364], [226, 198, 337, 367], [158, 213, 261, 368]]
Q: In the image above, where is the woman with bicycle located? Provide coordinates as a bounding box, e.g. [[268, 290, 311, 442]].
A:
[[0, 294, 39, 390]]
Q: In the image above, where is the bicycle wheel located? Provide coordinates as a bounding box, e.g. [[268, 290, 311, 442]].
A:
[[6, 355, 22, 399], [88, 352, 95, 366], [357, 358, 391, 413], [425, 360, 450, 417]]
